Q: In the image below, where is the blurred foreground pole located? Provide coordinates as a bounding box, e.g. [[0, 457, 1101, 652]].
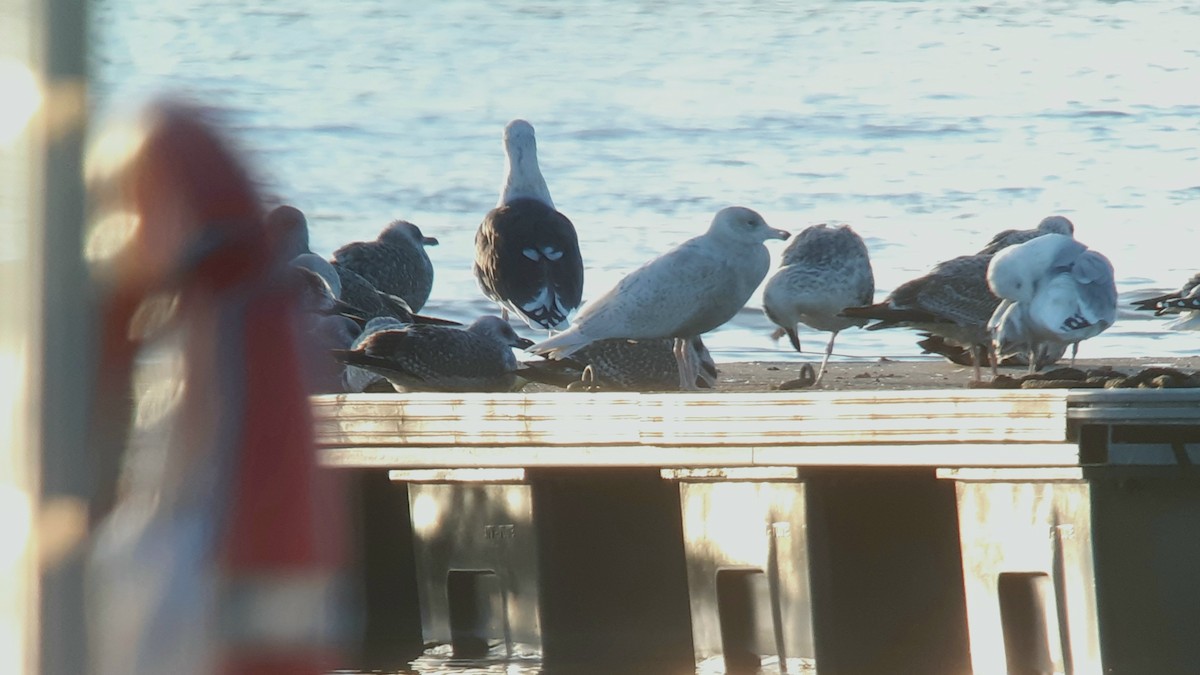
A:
[[0, 0, 40, 671], [1, 0, 92, 673]]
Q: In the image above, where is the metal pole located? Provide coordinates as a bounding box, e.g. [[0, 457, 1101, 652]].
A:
[[0, 0, 93, 672]]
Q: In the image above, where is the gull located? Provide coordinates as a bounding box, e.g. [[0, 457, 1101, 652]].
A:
[[521, 336, 718, 391], [332, 218, 439, 312], [474, 119, 584, 331], [332, 315, 533, 393], [986, 233, 1117, 373], [1132, 272, 1200, 330], [762, 223, 874, 386], [841, 253, 999, 382], [977, 215, 1075, 255], [529, 206, 789, 390]]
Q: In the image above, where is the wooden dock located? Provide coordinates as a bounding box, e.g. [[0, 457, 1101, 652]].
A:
[[314, 387, 1200, 674]]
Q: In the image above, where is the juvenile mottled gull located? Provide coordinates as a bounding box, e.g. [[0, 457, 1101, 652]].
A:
[[530, 206, 790, 390], [987, 233, 1117, 372], [332, 315, 534, 393], [332, 263, 423, 322], [521, 336, 718, 391], [841, 253, 1000, 382], [332, 219, 439, 312], [977, 215, 1075, 255], [341, 316, 407, 393], [762, 223, 874, 386], [474, 119, 584, 331], [1132, 272, 1200, 330]]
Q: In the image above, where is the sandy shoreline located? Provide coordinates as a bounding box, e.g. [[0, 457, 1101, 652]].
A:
[[714, 357, 1200, 392], [522, 356, 1200, 393]]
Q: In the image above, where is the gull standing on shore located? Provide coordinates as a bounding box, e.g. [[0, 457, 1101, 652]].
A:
[[530, 206, 790, 390], [987, 233, 1117, 372], [841, 253, 999, 382], [474, 119, 584, 331], [762, 223, 874, 386]]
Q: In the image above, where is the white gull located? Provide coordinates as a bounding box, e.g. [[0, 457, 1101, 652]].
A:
[[986, 233, 1117, 372], [529, 206, 790, 390]]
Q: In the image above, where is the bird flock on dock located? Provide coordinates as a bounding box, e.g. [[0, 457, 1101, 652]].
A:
[[279, 119, 1194, 394]]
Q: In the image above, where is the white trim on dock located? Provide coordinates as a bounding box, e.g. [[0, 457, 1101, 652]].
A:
[[313, 387, 1200, 469]]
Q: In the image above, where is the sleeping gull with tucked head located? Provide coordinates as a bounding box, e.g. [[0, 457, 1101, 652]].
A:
[[763, 223, 874, 386], [332, 315, 534, 393], [986, 233, 1117, 372], [522, 336, 718, 391], [474, 119, 584, 331], [529, 206, 790, 390]]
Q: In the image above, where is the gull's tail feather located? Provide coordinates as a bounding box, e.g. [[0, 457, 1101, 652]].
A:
[[528, 327, 592, 360]]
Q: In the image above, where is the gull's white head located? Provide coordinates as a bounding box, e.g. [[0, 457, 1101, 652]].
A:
[[499, 119, 553, 208], [708, 206, 791, 244]]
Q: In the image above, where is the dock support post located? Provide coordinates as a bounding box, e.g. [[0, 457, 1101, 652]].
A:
[[948, 464, 1200, 674]]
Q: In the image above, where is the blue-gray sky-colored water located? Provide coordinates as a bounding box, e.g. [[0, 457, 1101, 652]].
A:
[[91, 0, 1200, 363]]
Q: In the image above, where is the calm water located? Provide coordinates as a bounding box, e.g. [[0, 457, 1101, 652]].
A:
[[90, 2, 1197, 673], [90, 0, 1200, 366]]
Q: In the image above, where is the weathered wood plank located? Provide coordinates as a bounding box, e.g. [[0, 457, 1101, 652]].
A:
[[311, 389, 1071, 449], [319, 442, 1080, 470], [320, 444, 756, 469], [313, 393, 645, 447], [639, 390, 1067, 445]]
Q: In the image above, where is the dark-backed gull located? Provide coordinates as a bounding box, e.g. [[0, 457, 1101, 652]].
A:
[[1132, 272, 1200, 330], [474, 119, 584, 331]]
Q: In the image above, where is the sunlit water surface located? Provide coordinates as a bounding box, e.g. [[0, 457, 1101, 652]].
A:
[[91, 0, 1200, 370]]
